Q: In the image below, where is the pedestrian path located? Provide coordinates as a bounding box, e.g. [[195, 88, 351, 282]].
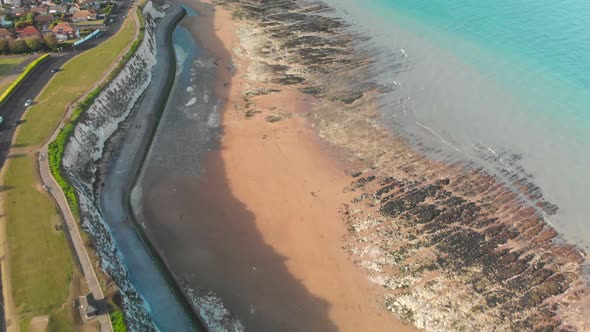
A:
[[37, 145, 112, 332]]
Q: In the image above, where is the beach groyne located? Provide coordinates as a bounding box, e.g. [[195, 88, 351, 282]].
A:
[[200, 1, 590, 330], [61, 2, 191, 330]]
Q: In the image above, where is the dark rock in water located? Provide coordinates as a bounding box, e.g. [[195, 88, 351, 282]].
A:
[[271, 75, 305, 85]]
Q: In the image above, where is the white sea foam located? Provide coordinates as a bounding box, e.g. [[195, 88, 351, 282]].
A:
[[185, 97, 197, 106]]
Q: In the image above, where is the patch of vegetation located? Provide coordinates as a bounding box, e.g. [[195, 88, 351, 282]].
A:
[[0, 54, 49, 104], [3, 155, 74, 318], [0, 55, 28, 77], [47, 306, 75, 332], [110, 310, 128, 332], [47, 123, 78, 216], [18, 316, 32, 332]]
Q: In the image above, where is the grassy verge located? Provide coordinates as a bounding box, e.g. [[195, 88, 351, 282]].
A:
[[3, 8, 139, 332], [4, 155, 74, 328], [47, 306, 75, 332], [0, 79, 12, 96], [0, 56, 28, 77], [0, 54, 49, 105], [15, 16, 136, 147], [74, 20, 106, 27]]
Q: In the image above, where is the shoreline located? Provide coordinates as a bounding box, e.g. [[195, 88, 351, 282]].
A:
[[134, 0, 418, 330], [171, 0, 590, 330]]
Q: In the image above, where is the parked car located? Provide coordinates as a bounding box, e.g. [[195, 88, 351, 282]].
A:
[[24, 99, 32, 107]]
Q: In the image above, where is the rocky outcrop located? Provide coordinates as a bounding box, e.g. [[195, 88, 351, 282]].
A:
[[61, 2, 166, 331]]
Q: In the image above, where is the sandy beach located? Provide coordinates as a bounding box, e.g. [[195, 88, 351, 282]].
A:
[[134, 0, 418, 330], [129, 0, 590, 330]]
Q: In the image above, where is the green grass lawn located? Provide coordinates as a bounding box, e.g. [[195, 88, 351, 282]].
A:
[[16, 16, 136, 147], [74, 19, 106, 27], [0, 56, 28, 77], [3, 155, 74, 322], [0, 79, 12, 96]]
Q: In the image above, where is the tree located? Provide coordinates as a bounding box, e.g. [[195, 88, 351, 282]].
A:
[[25, 38, 45, 52], [44, 33, 58, 49], [0, 39, 9, 55], [9, 39, 29, 53], [26, 12, 38, 22]]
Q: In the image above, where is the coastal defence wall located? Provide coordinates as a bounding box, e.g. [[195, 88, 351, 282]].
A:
[[61, 2, 167, 330]]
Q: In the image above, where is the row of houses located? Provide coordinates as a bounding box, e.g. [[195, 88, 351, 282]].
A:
[[1, 0, 100, 9], [6, 3, 100, 16], [0, 22, 78, 41]]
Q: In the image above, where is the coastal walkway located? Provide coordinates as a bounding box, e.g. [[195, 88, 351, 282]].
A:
[[38, 149, 112, 332], [31, 3, 143, 332]]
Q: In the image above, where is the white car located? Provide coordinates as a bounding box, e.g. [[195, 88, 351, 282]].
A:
[[24, 99, 32, 107], [0, 116, 3, 124]]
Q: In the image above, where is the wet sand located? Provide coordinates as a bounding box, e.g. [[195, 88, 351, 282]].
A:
[[136, 0, 417, 330]]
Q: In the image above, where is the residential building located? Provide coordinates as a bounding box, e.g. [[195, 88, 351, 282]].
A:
[[19, 25, 42, 39], [0, 16, 13, 28], [0, 28, 14, 39], [30, 6, 49, 14], [52, 22, 78, 41], [34, 14, 55, 30], [10, 7, 26, 17], [48, 4, 67, 14], [71, 9, 97, 22], [76, 0, 99, 10], [3, 0, 22, 7]]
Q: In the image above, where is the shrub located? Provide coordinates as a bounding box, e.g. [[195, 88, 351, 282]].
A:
[[110, 310, 127, 332], [9, 39, 29, 53], [25, 38, 46, 52]]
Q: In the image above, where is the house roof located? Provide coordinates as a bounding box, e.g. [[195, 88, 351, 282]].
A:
[[11, 8, 25, 15], [34, 14, 55, 23], [48, 4, 67, 12], [0, 28, 13, 38], [20, 26, 41, 38], [53, 22, 76, 34], [30, 6, 47, 13], [72, 10, 96, 19]]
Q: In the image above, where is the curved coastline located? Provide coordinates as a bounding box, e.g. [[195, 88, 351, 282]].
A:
[[96, 3, 210, 331], [59, 1, 207, 330]]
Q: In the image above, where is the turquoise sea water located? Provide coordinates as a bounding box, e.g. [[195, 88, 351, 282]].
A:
[[329, 0, 590, 248]]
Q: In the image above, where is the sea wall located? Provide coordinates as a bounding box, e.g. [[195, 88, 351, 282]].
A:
[[61, 2, 166, 330]]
